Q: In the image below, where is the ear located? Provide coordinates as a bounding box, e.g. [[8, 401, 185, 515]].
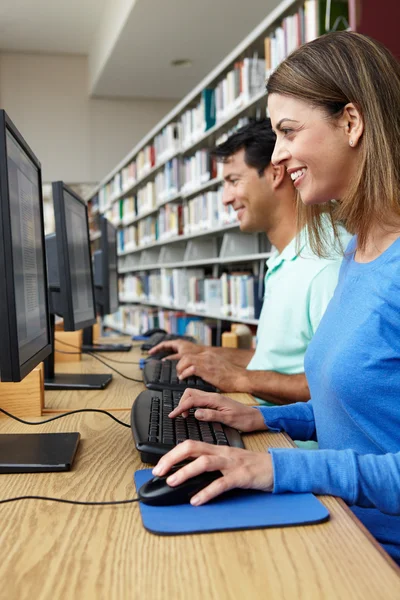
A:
[[340, 102, 364, 147], [268, 164, 286, 189]]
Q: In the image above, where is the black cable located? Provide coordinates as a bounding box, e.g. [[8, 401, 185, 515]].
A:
[[0, 407, 131, 428], [0, 496, 140, 506], [85, 352, 143, 383], [0, 409, 140, 506], [55, 348, 140, 365], [54, 336, 142, 354], [54, 338, 143, 383]]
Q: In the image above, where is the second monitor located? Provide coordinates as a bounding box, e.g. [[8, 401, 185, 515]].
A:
[[82, 216, 131, 353], [44, 182, 112, 390]]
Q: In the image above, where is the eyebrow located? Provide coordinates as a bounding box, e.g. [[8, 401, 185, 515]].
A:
[[275, 118, 299, 131], [224, 173, 241, 180]]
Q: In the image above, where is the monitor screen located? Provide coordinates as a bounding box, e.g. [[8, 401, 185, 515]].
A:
[[63, 190, 96, 327], [6, 128, 50, 371], [107, 220, 119, 314]]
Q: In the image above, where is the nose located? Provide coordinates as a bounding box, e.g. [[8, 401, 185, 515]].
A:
[[271, 138, 290, 166], [222, 184, 234, 206]]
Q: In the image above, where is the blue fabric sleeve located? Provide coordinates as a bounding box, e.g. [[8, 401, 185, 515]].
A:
[[269, 447, 400, 515], [258, 401, 317, 442]]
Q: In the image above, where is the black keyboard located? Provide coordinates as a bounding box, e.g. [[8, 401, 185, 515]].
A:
[[131, 389, 244, 464], [141, 333, 197, 351], [143, 359, 217, 393]]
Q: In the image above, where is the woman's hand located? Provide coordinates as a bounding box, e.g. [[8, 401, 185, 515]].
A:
[[152, 440, 274, 505], [168, 388, 267, 433]]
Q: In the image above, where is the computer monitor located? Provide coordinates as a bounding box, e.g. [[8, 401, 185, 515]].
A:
[[82, 216, 131, 352], [0, 111, 80, 473], [44, 182, 112, 390], [0, 110, 52, 382], [95, 216, 119, 316]]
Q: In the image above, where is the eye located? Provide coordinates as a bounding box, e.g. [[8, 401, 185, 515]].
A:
[[281, 128, 293, 136]]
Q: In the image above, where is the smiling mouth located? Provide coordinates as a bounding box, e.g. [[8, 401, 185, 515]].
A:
[[290, 168, 307, 187]]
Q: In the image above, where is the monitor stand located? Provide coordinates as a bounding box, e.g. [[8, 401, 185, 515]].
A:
[[44, 315, 113, 391], [82, 325, 132, 353]]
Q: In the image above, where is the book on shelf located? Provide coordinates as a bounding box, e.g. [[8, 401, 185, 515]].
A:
[[155, 122, 181, 164], [158, 204, 183, 241], [181, 150, 218, 193], [264, 0, 349, 77], [155, 158, 180, 202]]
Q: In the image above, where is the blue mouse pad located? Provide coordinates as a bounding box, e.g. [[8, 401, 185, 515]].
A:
[[134, 469, 329, 536]]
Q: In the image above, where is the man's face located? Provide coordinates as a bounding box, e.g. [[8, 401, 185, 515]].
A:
[[222, 149, 274, 233]]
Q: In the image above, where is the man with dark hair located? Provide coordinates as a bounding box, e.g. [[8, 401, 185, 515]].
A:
[[150, 119, 349, 406]]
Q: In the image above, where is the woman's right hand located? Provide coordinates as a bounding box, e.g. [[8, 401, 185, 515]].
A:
[[168, 389, 267, 433]]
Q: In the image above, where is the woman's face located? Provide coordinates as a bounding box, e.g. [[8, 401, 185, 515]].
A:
[[268, 94, 359, 206]]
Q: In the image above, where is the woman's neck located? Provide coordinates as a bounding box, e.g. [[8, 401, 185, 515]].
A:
[[355, 221, 400, 263]]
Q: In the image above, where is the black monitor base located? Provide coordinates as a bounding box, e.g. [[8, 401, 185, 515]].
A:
[[82, 343, 132, 353], [0, 432, 80, 473], [44, 373, 112, 390]]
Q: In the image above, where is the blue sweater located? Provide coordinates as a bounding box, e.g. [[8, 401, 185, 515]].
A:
[[259, 236, 400, 564]]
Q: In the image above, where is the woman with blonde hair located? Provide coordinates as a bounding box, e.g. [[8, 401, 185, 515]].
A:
[[153, 32, 400, 564]]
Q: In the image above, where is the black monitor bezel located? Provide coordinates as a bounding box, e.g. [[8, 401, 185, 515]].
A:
[[0, 110, 52, 382], [100, 216, 119, 316], [52, 181, 97, 331]]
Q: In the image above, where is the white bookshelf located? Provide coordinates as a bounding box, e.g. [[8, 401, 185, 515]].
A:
[[89, 0, 349, 335]]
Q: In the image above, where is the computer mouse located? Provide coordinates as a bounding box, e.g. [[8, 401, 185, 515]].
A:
[[142, 328, 167, 337], [138, 463, 223, 506]]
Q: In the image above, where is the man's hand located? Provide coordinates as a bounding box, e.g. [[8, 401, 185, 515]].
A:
[[168, 388, 267, 432], [148, 339, 203, 360], [152, 440, 274, 506], [177, 352, 249, 392]]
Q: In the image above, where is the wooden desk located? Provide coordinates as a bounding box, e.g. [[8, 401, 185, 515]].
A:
[[45, 341, 145, 411], [0, 407, 399, 599], [46, 343, 256, 412]]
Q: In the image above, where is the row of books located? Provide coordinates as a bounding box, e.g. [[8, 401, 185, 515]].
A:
[[155, 158, 180, 202], [264, 0, 348, 76], [115, 190, 238, 253], [104, 305, 218, 343], [186, 272, 263, 319], [119, 270, 264, 320], [182, 187, 237, 235], [181, 150, 219, 194], [119, 268, 205, 307], [154, 123, 180, 164], [215, 57, 265, 125]]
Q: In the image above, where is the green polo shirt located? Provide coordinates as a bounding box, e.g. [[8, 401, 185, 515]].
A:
[[247, 228, 349, 376]]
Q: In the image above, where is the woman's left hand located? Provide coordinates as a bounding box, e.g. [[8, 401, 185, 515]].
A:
[[152, 440, 274, 506]]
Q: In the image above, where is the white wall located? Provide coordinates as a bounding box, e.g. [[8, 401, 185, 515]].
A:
[[0, 52, 177, 183]]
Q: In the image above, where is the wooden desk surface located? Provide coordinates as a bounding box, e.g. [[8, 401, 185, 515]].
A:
[[0, 406, 399, 599], [45, 341, 148, 411], [46, 343, 255, 412]]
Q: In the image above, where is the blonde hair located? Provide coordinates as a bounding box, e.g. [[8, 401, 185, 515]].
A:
[[267, 31, 400, 256]]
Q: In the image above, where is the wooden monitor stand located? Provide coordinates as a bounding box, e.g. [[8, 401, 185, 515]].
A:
[[0, 363, 44, 417]]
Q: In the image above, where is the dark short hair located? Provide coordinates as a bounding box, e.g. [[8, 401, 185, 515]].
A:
[[210, 119, 276, 176]]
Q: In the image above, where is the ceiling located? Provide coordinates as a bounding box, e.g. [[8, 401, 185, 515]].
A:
[[0, 0, 281, 100], [0, 0, 107, 54]]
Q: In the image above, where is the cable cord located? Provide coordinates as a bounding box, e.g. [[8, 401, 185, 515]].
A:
[[0, 407, 139, 506], [0, 407, 131, 428], [54, 338, 143, 383], [56, 349, 140, 365], [0, 496, 140, 506]]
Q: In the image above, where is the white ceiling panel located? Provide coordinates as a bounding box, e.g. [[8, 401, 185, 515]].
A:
[[0, 0, 108, 54], [0, 0, 281, 99]]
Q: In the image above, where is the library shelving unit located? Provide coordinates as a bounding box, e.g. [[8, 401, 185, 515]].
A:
[[86, 0, 350, 342]]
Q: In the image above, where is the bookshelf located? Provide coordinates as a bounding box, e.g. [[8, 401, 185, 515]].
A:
[[87, 0, 351, 339]]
